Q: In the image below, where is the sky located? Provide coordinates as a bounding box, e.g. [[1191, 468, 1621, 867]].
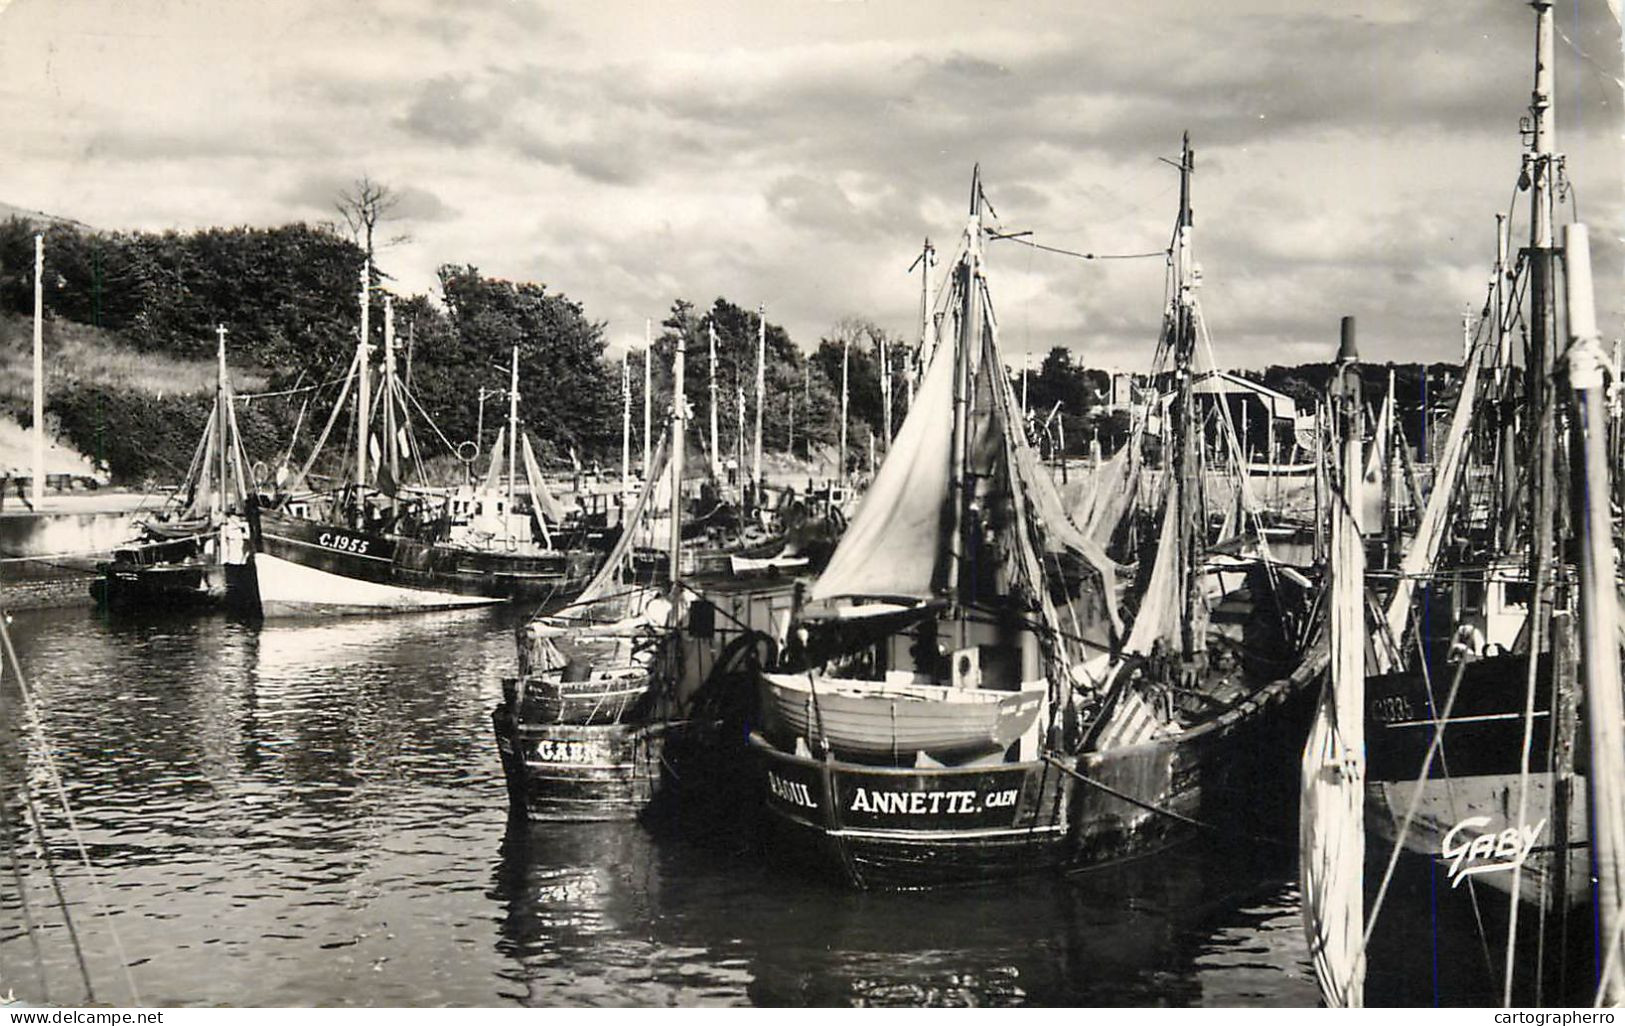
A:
[[0, 0, 1621, 371]]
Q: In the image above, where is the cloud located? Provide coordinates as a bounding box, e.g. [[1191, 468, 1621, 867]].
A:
[[0, 0, 1617, 371]]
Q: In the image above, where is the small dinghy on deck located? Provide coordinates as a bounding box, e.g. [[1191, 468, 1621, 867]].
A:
[[760, 672, 1045, 761]]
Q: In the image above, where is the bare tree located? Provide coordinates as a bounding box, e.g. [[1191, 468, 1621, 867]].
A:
[[335, 176, 403, 264]]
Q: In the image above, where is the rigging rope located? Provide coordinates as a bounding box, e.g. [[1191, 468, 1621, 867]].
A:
[[986, 233, 1167, 263], [0, 618, 142, 1005]]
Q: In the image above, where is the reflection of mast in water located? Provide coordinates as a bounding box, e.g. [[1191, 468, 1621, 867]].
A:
[[492, 812, 1310, 1006]]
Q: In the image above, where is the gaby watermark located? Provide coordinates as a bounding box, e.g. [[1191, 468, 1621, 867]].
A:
[[1440, 815, 1546, 888]]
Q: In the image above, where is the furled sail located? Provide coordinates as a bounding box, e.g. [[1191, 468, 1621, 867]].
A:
[[810, 325, 957, 603], [573, 430, 672, 607], [1122, 489, 1182, 656], [1381, 340, 1485, 661], [483, 427, 507, 494], [1078, 437, 1140, 550], [1359, 383, 1392, 535], [520, 432, 567, 523], [1300, 361, 1367, 1009]]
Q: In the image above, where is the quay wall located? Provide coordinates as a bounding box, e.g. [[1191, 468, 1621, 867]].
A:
[[1, 501, 148, 608]]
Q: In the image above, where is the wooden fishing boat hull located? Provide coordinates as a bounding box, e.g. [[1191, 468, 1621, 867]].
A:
[[1364, 651, 1592, 913], [91, 559, 225, 613], [759, 674, 1046, 760], [249, 510, 599, 616], [750, 735, 1070, 887], [494, 705, 669, 821], [751, 664, 1317, 889]]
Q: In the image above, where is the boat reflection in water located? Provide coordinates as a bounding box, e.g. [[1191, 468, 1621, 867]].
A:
[[3, 604, 1312, 1007], [492, 815, 1315, 1006]]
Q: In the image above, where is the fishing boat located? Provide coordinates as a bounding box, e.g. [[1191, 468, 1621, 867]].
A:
[[1301, 4, 1625, 1004], [495, 331, 814, 820], [750, 159, 1319, 889], [243, 274, 600, 616], [92, 326, 255, 614]]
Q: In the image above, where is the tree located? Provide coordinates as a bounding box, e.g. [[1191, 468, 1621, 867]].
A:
[[408, 266, 620, 463], [335, 176, 404, 265]]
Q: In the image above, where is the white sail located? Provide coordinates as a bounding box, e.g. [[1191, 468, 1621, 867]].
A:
[[810, 323, 957, 604], [1300, 352, 1367, 1009]]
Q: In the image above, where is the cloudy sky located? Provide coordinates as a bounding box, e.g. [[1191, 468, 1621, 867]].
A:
[[0, 0, 1620, 370]]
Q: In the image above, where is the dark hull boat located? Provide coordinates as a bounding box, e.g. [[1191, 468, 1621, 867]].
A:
[[497, 573, 802, 820], [1364, 651, 1592, 914], [94, 330, 255, 615], [496, 332, 829, 821], [93, 531, 224, 613], [752, 161, 1319, 890], [1301, 12, 1625, 1002], [250, 507, 598, 616], [752, 650, 1318, 888], [241, 290, 603, 617]]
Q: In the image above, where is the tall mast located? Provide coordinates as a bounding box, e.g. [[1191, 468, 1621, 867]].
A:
[[643, 320, 653, 479], [946, 166, 982, 606], [669, 330, 687, 587], [215, 324, 229, 518], [880, 332, 893, 442], [1561, 225, 1625, 1004], [912, 236, 935, 407], [1171, 132, 1203, 662], [708, 322, 720, 478], [384, 296, 399, 500], [507, 345, 519, 538], [1496, 212, 1517, 547], [356, 258, 370, 492], [1527, 0, 1558, 589], [839, 333, 850, 487], [753, 304, 766, 500], [621, 350, 631, 502]]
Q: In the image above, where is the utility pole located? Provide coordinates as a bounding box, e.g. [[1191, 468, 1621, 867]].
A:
[[32, 234, 44, 506]]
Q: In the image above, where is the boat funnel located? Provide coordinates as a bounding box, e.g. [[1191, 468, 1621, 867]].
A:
[[1337, 316, 1358, 363]]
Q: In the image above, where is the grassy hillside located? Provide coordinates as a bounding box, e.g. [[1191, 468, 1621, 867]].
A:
[[0, 313, 272, 483]]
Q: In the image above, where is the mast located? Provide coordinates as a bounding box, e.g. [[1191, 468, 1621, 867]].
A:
[[1527, 0, 1558, 594], [356, 259, 370, 492], [753, 304, 766, 501], [1561, 224, 1625, 1004], [708, 322, 720, 479], [215, 324, 229, 518], [668, 329, 687, 588], [880, 332, 893, 442], [911, 236, 935, 407], [1496, 212, 1517, 547], [643, 320, 653, 480], [384, 296, 399, 501], [946, 166, 982, 606], [1171, 132, 1203, 662], [507, 345, 519, 538], [31, 233, 43, 508], [839, 332, 850, 487], [621, 350, 631, 502]]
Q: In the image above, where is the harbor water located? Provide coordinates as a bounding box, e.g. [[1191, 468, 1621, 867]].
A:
[[0, 605, 1317, 1007]]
